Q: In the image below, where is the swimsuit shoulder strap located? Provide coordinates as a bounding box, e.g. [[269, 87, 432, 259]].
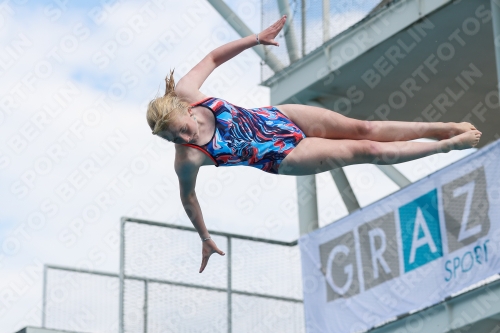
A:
[[181, 143, 219, 166], [181, 96, 219, 166], [190, 97, 213, 108]]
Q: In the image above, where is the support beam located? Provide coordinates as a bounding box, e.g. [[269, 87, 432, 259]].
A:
[[296, 175, 319, 236], [322, 0, 330, 42], [301, 0, 306, 57], [277, 0, 301, 63], [207, 0, 284, 73], [491, 0, 500, 88], [329, 168, 360, 213], [375, 165, 411, 188]]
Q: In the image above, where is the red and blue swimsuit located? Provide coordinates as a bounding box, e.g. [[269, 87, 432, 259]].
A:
[[182, 97, 306, 174]]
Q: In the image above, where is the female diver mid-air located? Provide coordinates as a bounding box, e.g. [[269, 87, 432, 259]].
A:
[[146, 15, 482, 273]]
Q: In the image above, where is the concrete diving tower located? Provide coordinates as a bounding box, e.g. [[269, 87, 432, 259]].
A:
[[209, 0, 500, 235]]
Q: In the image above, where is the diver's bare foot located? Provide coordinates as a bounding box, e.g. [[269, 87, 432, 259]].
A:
[[440, 130, 481, 152], [435, 122, 477, 140]]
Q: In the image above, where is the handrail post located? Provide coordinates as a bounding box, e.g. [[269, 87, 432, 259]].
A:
[[227, 236, 232, 333], [119, 218, 126, 333], [144, 280, 148, 333], [42, 264, 47, 328]]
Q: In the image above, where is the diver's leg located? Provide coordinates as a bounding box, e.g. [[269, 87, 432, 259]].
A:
[[277, 104, 477, 141], [278, 131, 481, 176]]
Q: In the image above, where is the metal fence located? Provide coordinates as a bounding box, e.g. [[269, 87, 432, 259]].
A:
[[119, 217, 304, 333], [42, 265, 119, 333], [42, 217, 304, 333]]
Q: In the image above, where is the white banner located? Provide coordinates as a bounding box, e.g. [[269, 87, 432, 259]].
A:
[[299, 140, 500, 333]]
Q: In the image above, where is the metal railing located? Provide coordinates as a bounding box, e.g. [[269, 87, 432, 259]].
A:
[[259, 0, 382, 81], [41, 217, 304, 333], [42, 264, 120, 332], [119, 217, 303, 333]]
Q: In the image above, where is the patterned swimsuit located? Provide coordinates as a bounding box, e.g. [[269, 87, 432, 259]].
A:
[[182, 97, 306, 174]]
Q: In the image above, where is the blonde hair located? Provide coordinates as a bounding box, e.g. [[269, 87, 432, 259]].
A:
[[146, 69, 190, 136]]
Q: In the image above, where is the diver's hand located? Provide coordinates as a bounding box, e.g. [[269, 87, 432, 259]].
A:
[[199, 238, 225, 273], [258, 15, 287, 46]]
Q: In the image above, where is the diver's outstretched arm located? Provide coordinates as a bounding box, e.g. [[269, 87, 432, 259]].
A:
[[176, 15, 286, 99], [175, 147, 225, 273]]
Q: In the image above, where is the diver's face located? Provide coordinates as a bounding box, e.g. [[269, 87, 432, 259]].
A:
[[159, 110, 199, 144]]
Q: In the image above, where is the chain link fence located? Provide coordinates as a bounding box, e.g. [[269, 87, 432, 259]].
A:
[[119, 218, 304, 333], [42, 265, 119, 333], [42, 217, 304, 333]]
